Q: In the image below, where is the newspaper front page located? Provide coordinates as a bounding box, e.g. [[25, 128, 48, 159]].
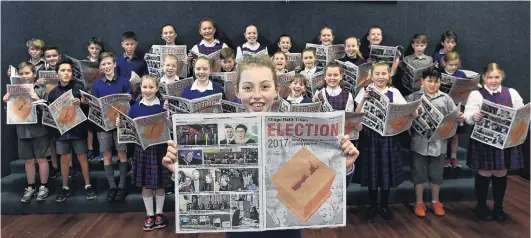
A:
[[165, 93, 223, 114], [116, 110, 170, 149], [33, 90, 86, 134], [81, 91, 131, 131], [38, 70, 59, 94], [162, 77, 194, 97], [191, 50, 223, 72], [286, 53, 301, 72], [277, 71, 296, 99], [6, 84, 37, 124]]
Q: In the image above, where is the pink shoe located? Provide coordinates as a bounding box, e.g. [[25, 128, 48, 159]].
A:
[[450, 158, 462, 168], [444, 159, 451, 168]]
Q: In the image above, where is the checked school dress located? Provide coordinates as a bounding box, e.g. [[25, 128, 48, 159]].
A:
[[353, 90, 405, 189], [466, 87, 524, 171]]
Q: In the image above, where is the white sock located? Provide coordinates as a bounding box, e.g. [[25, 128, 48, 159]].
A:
[[432, 200, 438, 203], [143, 196, 154, 216], [85, 184, 92, 189], [451, 153, 457, 159], [63, 186, 69, 190], [155, 195, 165, 214]]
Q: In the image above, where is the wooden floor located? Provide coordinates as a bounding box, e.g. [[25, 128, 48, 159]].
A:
[[1, 176, 529, 238]]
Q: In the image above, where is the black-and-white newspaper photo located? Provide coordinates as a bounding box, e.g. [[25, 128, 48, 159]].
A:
[[412, 96, 460, 141]]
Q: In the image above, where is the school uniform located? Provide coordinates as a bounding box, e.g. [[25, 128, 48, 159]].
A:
[[316, 86, 354, 111], [403, 53, 433, 69], [181, 80, 225, 100], [353, 85, 406, 190], [235, 42, 268, 61], [442, 68, 467, 79], [116, 52, 148, 81], [129, 97, 172, 189], [299, 66, 322, 80], [29, 58, 46, 72], [337, 54, 366, 66], [407, 89, 456, 185], [286, 95, 311, 104], [16, 84, 50, 160], [47, 80, 88, 155], [432, 49, 446, 66], [190, 39, 228, 55]]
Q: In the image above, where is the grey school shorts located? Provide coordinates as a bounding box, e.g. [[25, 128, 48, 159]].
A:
[[18, 136, 51, 160], [97, 130, 127, 152], [411, 152, 445, 185], [56, 139, 88, 155]]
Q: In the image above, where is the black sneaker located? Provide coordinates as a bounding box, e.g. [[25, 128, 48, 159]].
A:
[[106, 188, 117, 202], [68, 167, 79, 178], [114, 187, 126, 202], [492, 206, 506, 222], [143, 216, 155, 231], [49, 167, 60, 179], [85, 185, 97, 200], [379, 207, 394, 220], [56, 188, 71, 203], [475, 203, 493, 221], [364, 207, 378, 220], [154, 214, 167, 229]]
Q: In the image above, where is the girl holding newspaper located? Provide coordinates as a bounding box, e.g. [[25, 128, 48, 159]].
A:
[[162, 56, 359, 238]]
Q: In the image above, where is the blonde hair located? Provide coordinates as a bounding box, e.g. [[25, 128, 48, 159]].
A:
[[236, 55, 277, 92], [483, 63, 505, 79], [194, 56, 213, 70], [345, 36, 363, 59], [371, 61, 392, 87], [18, 62, 36, 74], [141, 75, 159, 88], [272, 51, 287, 61], [442, 51, 460, 63], [163, 54, 182, 70], [26, 38, 45, 49], [99, 52, 116, 64]]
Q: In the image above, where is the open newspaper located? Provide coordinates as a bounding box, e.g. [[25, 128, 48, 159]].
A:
[[160, 77, 194, 97], [38, 70, 59, 94], [211, 72, 238, 101], [65, 55, 104, 91], [305, 44, 345, 70], [411, 96, 460, 142], [277, 71, 296, 99], [335, 60, 372, 95], [221, 100, 247, 113], [440, 73, 480, 103], [369, 45, 401, 76], [191, 49, 222, 72], [361, 88, 421, 136], [471, 100, 530, 149], [164, 93, 223, 114], [32, 90, 87, 134], [303, 71, 325, 97], [9, 65, 18, 77], [240, 48, 268, 61], [116, 109, 170, 150], [286, 53, 301, 72], [399, 61, 434, 92], [80, 91, 131, 131], [144, 45, 188, 79], [6, 84, 37, 124], [173, 111, 347, 233]]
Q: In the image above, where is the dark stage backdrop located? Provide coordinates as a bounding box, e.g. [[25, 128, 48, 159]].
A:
[[1, 1, 529, 176]]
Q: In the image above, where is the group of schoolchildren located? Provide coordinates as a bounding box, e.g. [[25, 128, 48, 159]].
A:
[[4, 17, 525, 233]]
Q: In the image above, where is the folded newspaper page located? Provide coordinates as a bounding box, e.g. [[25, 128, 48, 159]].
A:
[[241, 48, 268, 61], [471, 100, 530, 149], [164, 93, 223, 114], [399, 61, 434, 92], [335, 60, 372, 94], [33, 90, 86, 134], [440, 73, 480, 103], [65, 55, 104, 91], [305, 43, 345, 70], [211, 72, 237, 101], [145, 45, 164, 78], [9, 65, 18, 77], [361, 88, 421, 136], [369, 45, 401, 76], [6, 84, 37, 124], [10, 76, 24, 85], [161, 77, 194, 97], [116, 109, 170, 150], [173, 111, 347, 233], [411, 96, 460, 142], [144, 45, 188, 79], [81, 90, 131, 131], [221, 100, 247, 113], [38, 70, 59, 93], [191, 50, 222, 72], [286, 53, 301, 72], [277, 71, 296, 99], [304, 71, 325, 97]]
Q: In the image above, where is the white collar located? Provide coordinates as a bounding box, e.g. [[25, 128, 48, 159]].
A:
[[190, 80, 213, 92], [368, 83, 389, 93], [242, 42, 260, 50], [325, 86, 342, 96], [484, 85, 502, 94], [199, 39, 220, 47], [140, 97, 161, 106], [286, 95, 304, 104], [438, 49, 446, 54], [304, 67, 317, 74], [413, 53, 427, 59], [160, 75, 179, 84]]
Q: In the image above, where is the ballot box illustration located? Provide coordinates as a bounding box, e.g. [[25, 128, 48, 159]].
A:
[[272, 147, 336, 222]]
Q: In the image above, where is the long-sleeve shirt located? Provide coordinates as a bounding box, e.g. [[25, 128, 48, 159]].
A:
[[463, 85, 524, 125]]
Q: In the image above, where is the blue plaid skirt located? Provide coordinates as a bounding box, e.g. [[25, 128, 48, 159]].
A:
[[352, 127, 404, 189], [467, 140, 523, 171], [132, 144, 172, 189]]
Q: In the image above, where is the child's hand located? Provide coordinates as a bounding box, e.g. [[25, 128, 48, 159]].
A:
[[163, 100, 169, 110], [72, 98, 81, 106], [3, 93, 10, 102], [116, 116, 121, 127], [411, 107, 420, 118], [477, 83, 483, 89], [81, 96, 88, 104], [7, 68, 11, 77], [473, 112, 483, 122], [457, 112, 464, 123], [353, 123, 363, 131], [363, 88, 370, 100], [340, 135, 359, 173], [29, 92, 40, 101], [187, 53, 193, 64], [36, 78, 46, 85]]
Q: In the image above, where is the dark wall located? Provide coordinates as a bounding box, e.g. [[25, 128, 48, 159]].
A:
[[1, 1, 529, 176]]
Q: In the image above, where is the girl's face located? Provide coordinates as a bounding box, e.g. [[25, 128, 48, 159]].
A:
[[99, 57, 116, 76], [484, 69, 504, 91], [421, 77, 441, 95], [367, 28, 383, 45], [444, 59, 460, 74], [372, 65, 390, 89], [345, 38, 359, 57], [88, 43, 102, 59], [194, 59, 211, 83], [18, 67, 35, 84], [163, 58, 178, 77], [412, 42, 427, 55], [273, 54, 287, 72], [302, 51, 316, 69], [236, 127, 246, 140], [278, 37, 292, 53], [199, 21, 216, 41], [325, 67, 342, 88], [44, 50, 60, 66], [289, 79, 306, 98], [28, 47, 42, 59], [141, 79, 158, 101], [441, 38, 456, 52], [320, 28, 334, 46], [162, 25, 177, 44], [244, 26, 258, 44], [236, 67, 278, 113]]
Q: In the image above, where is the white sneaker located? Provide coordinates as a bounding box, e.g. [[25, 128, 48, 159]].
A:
[[21, 187, 36, 203], [36, 186, 49, 201]]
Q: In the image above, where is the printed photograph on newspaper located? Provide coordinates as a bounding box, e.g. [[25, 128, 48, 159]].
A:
[[47, 90, 87, 134], [38, 70, 59, 94], [116, 109, 170, 149], [6, 84, 37, 124], [369, 45, 400, 76]]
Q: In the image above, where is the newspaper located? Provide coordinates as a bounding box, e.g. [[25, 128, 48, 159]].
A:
[[240, 48, 269, 61], [335, 60, 372, 95], [411, 96, 460, 142], [64, 55, 104, 91], [304, 71, 325, 97], [145, 45, 163, 78], [38, 70, 59, 94], [361, 88, 421, 136], [173, 111, 347, 233], [161, 77, 194, 97], [399, 61, 434, 92], [471, 100, 530, 149], [191, 50, 223, 72], [305, 43, 345, 70], [286, 53, 301, 72], [440, 73, 480, 103], [164, 93, 223, 114], [211, 72, 238, 101], [9, 76, 25, 85], [144, 45, 188, 79], [312, 89, 362, 139], [9, 65, 18, 77], [221, 100, 247, 113], [32, 90, 87, 134], [369, 45, 401, 76], [80, 91, 131, 131], [277, 71, 296, 99], [116, 109, 170, 150], [6, 84, 37, 124]]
